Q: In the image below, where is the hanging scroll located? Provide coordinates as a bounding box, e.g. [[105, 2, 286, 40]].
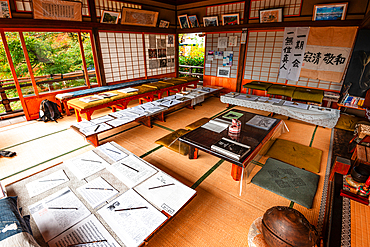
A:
[[279, 27, 309, 81], [300, 26, 358, 83]]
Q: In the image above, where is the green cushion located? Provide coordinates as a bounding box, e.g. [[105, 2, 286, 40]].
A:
[[251, 158, 319, 208], [243, 81, 273, 91], [265, 139, 322, 173], [155, 129, 190, 155], [267, 84, 296, 98], [185, 118, 210, 130], [292, 87, 324, 103], [335, 114, 366, 131], [109, 90, 138, 101]]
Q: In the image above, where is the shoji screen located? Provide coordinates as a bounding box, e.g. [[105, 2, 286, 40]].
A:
[[244, 30, 285, 83], [144, 34, 176, 77], [99, 32, 145, 83], [204, 32, 241, 79], [249, 0, 302, 19]]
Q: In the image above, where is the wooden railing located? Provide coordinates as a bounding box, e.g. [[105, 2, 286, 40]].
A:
[[179, 65, 203, 81]]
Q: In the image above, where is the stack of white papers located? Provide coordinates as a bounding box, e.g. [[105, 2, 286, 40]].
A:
[[79, 95, 104, 103], [98, 189, 167, 247], [79, 123, 112, 136], [236, 94, 258, 101], [26, 170, 69, 198], [118, 88, 139, 94], [72, 120, 95, 129], [283, 101, 309, 110], [96, 142, 129, 162], [201, 119, 230, 133]]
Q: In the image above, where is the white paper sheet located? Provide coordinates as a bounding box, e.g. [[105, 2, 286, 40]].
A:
[[76, 177, 118, 208], [28, 187, 91, 242], [90, 116, 115, 125], [106, 117, 136, 127], [107, 155, 157, 188], [283, 101, 309, 110], [245, 115, 277, 130], [79, 123, 112, 136], [159, 99, 182, 107], [134, 171, 196, 216], [96, 142, 129, 162], [48, 215, 119, 247], [235, 94, 258, 101], [64, 151, 109, 180], [201, 119, 229, 133], [26, 170, 69, 198], [98, 189, 167, 247], [126, 106, 149, 117], [117, 87, 139, 93], [72, 120, 95, 129]]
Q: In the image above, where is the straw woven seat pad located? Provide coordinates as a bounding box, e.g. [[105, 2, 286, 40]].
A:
[[292, 87, 324, 103], [335, 114, 366, 131], [109, 90, 138, 101], [267, 84, 296, 98], [265, 139, 322, 173], [248, 217, 269, 247], [243, 81, 273, 91], [132, 85, 158, 94], [251, 158, 319, 208], [155, 129, 190, 155], [157, 80, 177, 86], [142, 82, 172, 89], [185, 117, 211, 130], [67, 97, 113, 109]]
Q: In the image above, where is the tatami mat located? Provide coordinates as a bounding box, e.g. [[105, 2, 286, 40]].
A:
[[0, 95, 337, 247]]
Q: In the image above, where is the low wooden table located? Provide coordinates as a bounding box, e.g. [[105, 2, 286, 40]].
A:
[[179, 110, 287, 181]]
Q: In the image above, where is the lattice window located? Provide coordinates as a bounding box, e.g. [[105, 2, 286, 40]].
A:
[[95, 0, 141, 17], [244, 31, 285, 83], [204, 32, 241, 79], [14, 0, 90, 15], [99, 32, 145, 83], [249, 0, 302, 19], [206, 2, 245, 20], [144, 34, 176, 77], [287, 78, 342, 92]]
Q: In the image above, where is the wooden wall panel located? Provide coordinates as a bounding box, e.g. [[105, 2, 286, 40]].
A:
[[203, 75, 236, 93], [24, 94, 60, 120]]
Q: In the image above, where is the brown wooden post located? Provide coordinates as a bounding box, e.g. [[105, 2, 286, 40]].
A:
[[92, 28, 106, 86], [89, 31, 102, 86], [78, 32, 91, 88]]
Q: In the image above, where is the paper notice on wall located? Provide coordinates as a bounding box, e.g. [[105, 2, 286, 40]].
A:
[[149, 34, 156, 48], [223, 51, 233, 66], [228, 36, 238, 46], [279, 27, 309, 81], [218, 37, 228, 48]]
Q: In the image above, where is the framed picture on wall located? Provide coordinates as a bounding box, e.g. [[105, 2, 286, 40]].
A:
[[159, 20, 170, 28], [178, 14, 190, 28], [221, 13, 239, 26], [188, 15, 199, 28], [259, 8, 282, 23], [101, 11, 120, 24], [33, 0, 82, 21], [0, 0, 11, 18], [121, 8, 158, 27], [203, 16, 218, 27], [313, 3, 348, 21]]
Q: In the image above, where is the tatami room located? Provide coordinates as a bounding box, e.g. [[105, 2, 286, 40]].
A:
[[1, 0, 370, 247]]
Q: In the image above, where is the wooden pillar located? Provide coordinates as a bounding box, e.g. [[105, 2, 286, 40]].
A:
[[78, 32, 91, 88], [92, 28, 106, 86]]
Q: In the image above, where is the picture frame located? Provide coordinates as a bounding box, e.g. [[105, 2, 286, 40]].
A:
[[221, 13, 239, 26], [203, 16, 218, 27], [32, 0, 82, 21], [188, 15, 199, 28], [259, 8, 283, 23], [313, 3, 348, 21], [100, 11, 120, 24], [121, 8, 158, 27], [159, 20, 170, 28], [0, 0, 11, 18], [178, 14, 190, 29]]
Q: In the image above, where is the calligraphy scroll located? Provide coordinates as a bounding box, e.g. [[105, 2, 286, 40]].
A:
[[279, 27, 309, 81], [300, 27, 358, 83], [33, 0, 82, 21]]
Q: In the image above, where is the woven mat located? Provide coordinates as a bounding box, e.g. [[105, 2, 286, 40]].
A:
[[265, 138, 322, 173], [251, 158, 319, 209]]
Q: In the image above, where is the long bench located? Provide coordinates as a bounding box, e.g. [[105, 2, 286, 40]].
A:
[[56, 78, 160, 115], [67, 77, 199, 122], [70, 86, 223, 146]]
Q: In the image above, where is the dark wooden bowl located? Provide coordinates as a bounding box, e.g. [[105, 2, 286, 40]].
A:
[[262, 206, 318, 247], [351, 165, 370, 183]]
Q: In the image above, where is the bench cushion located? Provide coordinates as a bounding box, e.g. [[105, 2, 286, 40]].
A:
[[243, 81, 273, 91], [67, 97, 113, 109], [185, 118, 210, 130], [155, 129, 190, 155], [109, 90, 139, 101], [143, 82, 171, 90], [267, 84, 296, 98], [133, 85, 158, 94], [292, 87, 324, 103]]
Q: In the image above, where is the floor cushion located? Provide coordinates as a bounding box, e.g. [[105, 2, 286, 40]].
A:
[[251, 158, 319, 208], [265, 139, 322, 173], [267, 84, 296, 98], [0, 197, 40, 246], [67, 97, 112, 110], [155, 129, 190, 155], [292, 87, 324, 103], [243, 81, 273, 91], [185, 118, 211, 130], [335, 114, 366, 131]]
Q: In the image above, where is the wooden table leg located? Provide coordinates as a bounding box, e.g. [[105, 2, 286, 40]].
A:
[[75, 109, 82, 122], [63, 101, 71, 116], [231, 164, 242, 181], [189, 146, 198, 159], [86, 134, 99, 147]]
